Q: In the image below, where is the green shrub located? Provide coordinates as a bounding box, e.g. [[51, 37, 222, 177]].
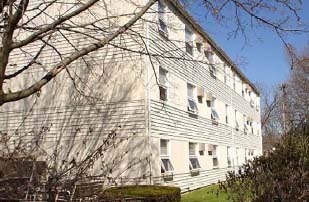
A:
[[100, 185, 181, 202], [220, 125, 309, 202]]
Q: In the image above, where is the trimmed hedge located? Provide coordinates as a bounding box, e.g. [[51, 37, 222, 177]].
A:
[[100, 185, 181, 202]]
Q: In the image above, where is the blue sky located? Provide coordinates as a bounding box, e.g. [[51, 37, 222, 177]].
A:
[[185, 0, 309, 89]]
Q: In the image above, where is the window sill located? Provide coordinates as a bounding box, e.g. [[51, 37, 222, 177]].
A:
[[159, 29, 169, 40], [211, 119, 218, 125], [161, 172, 173, 181], [190, 169, 200, 176], [210, 74, 217, 79]]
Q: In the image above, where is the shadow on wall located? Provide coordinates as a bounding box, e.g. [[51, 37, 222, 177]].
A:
[[0, 42, 150, 200]]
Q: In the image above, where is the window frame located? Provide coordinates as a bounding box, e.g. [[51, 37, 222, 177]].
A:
[[160, 139, 174, 174], [235, 110, 239, 131], [224, 65, 229, 84], [185, 25, 194, 56], [210, 97, 219, 120], [227, 146, 232, 168], [209, 64, 217, 79], [158, 1, 168, 37], [189, 142, 201, 170], [205, 50, 214, 64], [187, 83, 198, 114], [235, 147, 239, 166], [233, 74, 236, 90], [225, 104, 229, 124], [159, 66, 168, 101], [208, 144, 219, 169], [196, 42, 202, 53]]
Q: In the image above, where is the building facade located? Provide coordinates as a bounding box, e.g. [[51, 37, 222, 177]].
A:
[[0, 0, 261, 192]]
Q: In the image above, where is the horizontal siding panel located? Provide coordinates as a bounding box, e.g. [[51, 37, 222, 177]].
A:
[[148, 25, 259, 120], [150, 100, 261, 149]]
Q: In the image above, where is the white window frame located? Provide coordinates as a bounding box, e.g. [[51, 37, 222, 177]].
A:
[[211, 108, 219, 121], [158, 1, 168, 37], [235, 110, 239, 131], [185, 25, 194, 56], [160, 139, 174, 174], [208, 144, 219, 168], [196, 42, 202, 53], [249, 149, 254, 157], [209, 64, 217, 79], [205, 50, 214, 64], [159, 66, 168, 101], [227, 146, 232, 167], [210, 97, 219, 122], [245, 148, 248, 163], [243, 115, 248, 134], [189, 142, 201, 170], [236, 147, 239, 166], [250, 99, 255, 107], [225, 104, 229, 124], [224, 65, 229, 84], [187, 83, 198, 114], [233, 74, 236, 90]]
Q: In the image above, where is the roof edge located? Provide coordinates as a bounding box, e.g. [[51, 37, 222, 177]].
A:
[[167, 0, 260, 95]]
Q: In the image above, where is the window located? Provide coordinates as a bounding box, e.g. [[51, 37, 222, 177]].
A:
[[227, 146, 232, 167], [245, 148, 248, 163], [235, 110, 239, 131], [187, 83, 198, 113], [224, 65, 228, 84], [243, 115, 248, 135], [196, 42, 202, 53], [250, 99, 255, 107], [209, 64, 216, 79], [210, 97, 219, 124], [199, 143, 206, 155], [185, 26, 194, 56], [208, 144, 219, 168], [189, 142, 201, 170], [158, 1, 168, 37], [205, 50, 214, 64], [211, 109, 219, 121], [249, 149, 254, 157], [235, 148, 239, 166], [225, 104, 229, 124], [197, 87, 204, 104], [159, 67, 168, 101], [241, 83, 245, 97], [160, 139, 174, 173], [233, 74, 236, 90]]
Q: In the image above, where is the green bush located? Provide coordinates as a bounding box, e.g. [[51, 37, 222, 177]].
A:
[[220, 125, 309, 202], [100, 185, 181, 202]]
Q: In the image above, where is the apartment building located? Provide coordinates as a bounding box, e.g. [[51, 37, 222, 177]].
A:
[[0, 0, 261, 192]]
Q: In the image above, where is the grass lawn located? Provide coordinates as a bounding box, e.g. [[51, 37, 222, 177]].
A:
[[181, 185, 229, 202]]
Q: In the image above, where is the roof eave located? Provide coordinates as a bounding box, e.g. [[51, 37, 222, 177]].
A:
[[167, 0, 260, 96]]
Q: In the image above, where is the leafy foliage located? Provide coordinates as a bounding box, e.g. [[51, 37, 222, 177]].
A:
[[220, 124, 309, 202]]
